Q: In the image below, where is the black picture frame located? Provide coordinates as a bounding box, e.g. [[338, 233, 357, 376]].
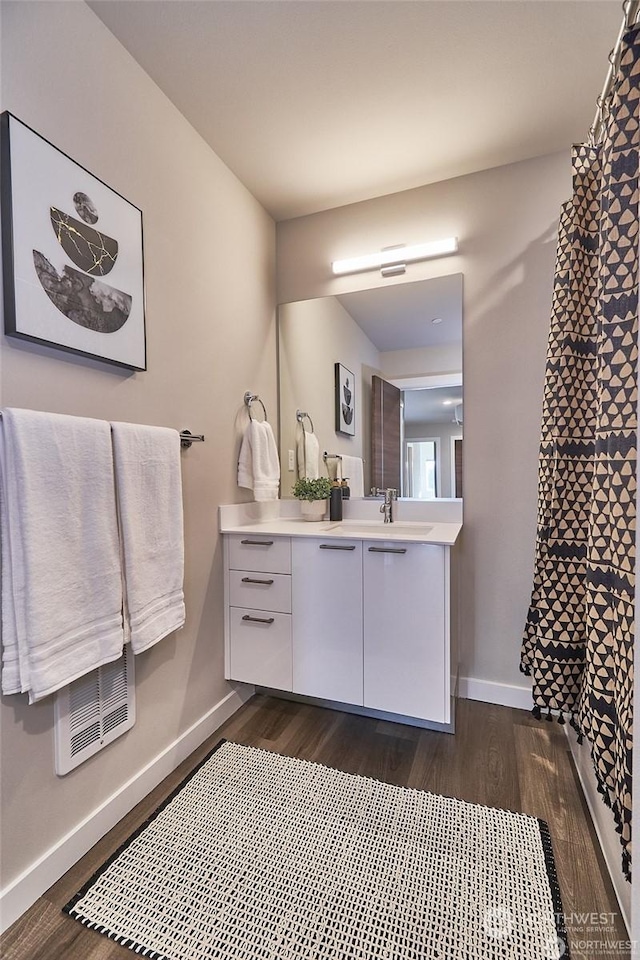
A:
[[335, 362, 356, 436], [1, 112, 147, 371]]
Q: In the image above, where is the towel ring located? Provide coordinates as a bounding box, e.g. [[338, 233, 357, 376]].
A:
[[244, 391, 268, 422], [296, 409, 315, 433]]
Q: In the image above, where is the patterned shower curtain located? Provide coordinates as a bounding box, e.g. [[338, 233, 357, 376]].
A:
[[521, 22, 639, 880]]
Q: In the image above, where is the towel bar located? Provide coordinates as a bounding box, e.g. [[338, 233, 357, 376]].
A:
[[0, 413, 204, 449], [323, 451, 365, 463], [180, 429, 205, 449]]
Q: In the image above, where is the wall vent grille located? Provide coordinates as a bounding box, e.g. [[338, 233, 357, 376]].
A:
[[54, 646, 135, 775]]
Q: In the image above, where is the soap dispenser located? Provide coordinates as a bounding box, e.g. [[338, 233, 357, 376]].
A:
[[329, 480, 343, 521]]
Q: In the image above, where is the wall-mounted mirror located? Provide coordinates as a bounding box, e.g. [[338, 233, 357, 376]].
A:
[[278, 274, 463, 499]]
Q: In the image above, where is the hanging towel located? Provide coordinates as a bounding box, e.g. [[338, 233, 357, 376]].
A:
[[0, 408, 125, 702], [111, 422, 186, 654], [340, 455, 364, 498], [296, 428, 320, 480], [238, 419, 280, 501]]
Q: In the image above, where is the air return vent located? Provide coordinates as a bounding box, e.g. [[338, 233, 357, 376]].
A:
[[54, 646, 135, 775]]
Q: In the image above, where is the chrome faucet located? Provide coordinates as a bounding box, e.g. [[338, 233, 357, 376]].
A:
[[380, 488, 397, 523]]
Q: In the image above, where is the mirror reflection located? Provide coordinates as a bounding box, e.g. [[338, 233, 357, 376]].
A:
[[278, 274, 463, 499]]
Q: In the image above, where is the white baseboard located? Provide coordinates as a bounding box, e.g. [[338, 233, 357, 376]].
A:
[[458, 676, 532, 710], [0, 683, 254, 934], [565, 725, 631, 934]]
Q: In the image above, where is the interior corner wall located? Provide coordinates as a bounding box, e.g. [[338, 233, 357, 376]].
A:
[[276, 150, 572, 696], [380, 343, 463, 381], [279, 297, 380, 496], [0, 0, 275, 907]]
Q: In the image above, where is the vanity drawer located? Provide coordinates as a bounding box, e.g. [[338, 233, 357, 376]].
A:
[[229, 570, 291, 613], [229, 607, 292, 690], [228, 534, 291, 574]]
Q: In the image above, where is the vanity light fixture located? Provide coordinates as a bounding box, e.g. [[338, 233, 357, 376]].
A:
[[331, 237, 458, 277]]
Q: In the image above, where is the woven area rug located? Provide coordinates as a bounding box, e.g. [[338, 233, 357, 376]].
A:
[[65, 740, 568, 960]]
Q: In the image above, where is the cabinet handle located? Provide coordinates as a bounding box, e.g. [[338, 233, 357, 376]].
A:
[[241, 614, 275, 624], [319, 544, 356, 551], [240, 539, 274, 546], [241, 577, 274, 585], [368, 546, 407, 554]]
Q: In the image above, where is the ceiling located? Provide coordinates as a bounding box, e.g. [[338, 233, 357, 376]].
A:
[[89, 1, 622, 221], [336, 274, 463, 352], [404, 387, 463, 425]]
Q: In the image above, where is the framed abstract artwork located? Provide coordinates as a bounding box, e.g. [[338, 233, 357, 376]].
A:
[[335, 362, 355, 436], [1, 112, 146, 370]]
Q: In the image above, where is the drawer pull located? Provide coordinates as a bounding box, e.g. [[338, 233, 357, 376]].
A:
[[241, 614, 275, 625], [319, 544, 356, 551], [241, 577, 274, 585], [368, 546, 407, 554], [240, 539, 274, 546]]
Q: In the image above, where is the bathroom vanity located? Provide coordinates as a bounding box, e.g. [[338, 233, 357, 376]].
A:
[[220, 503, 461, 730]]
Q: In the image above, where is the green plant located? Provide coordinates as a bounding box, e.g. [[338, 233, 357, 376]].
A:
[[292, 476, 332, 501]]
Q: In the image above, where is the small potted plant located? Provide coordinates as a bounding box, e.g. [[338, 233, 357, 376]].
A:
[[292, 476, 332, 521]]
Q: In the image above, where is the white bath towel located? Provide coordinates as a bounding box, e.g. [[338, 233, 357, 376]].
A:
[[111, 422, 186, 654], [340, 455, 365, 498], [0, 408, 125, 702], [238, 419, 280, 501], [296, 428, 320, 480]]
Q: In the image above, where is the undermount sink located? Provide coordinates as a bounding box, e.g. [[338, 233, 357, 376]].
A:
[[322, 521, 434, 540]]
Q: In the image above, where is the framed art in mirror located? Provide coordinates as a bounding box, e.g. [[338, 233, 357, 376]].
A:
[[335, 362, 355, 436], [1, 112, 146, 370]]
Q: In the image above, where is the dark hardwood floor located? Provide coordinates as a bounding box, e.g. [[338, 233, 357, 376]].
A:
[[1, 695, 630, 960]]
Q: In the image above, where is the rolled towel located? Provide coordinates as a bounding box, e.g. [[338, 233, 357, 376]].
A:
[[111, 422, 186, 654], [1, 408, 125, 701]]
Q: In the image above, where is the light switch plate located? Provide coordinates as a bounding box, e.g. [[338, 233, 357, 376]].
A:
[[288, 449, 295, 471]]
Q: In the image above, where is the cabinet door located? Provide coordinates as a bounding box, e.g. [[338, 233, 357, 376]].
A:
[[229, 608, 292, 690], [292, 538, 363, 704], [364, 542, 446, 722]]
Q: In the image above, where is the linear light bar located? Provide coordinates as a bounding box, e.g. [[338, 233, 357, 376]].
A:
[[331, 237, 458, 276]]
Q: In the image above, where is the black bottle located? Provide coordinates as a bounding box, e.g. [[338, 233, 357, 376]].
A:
[[330, 482, 343, 521], [341, 479, 350, 499]]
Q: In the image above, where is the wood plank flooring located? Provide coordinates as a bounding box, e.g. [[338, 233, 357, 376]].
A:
[[1, 695, 630, 960]]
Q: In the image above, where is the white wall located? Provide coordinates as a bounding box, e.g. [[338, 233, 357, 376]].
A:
[[0, 0, 275, 913], [381, 342, 462, 382], [277, 150, 571, 695], [279, 297, 380, 496]]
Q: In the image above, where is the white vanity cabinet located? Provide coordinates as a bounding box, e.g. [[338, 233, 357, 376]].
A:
[[224, 534, 292, 691], [363, 541, 447, 722], [223, 519, 457, 729], [291, 538, 363, 703]]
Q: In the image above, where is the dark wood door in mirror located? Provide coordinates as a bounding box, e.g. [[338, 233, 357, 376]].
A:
[[371, 375, 401, 491]]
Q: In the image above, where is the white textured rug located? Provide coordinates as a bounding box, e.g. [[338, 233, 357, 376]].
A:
[[65, 741, 568, 960]]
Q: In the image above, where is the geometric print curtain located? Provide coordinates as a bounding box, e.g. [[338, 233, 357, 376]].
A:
[[521, 22, 639, 881]]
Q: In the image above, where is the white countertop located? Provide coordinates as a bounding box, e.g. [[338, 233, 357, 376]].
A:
[[219, 511, 461, 546]]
